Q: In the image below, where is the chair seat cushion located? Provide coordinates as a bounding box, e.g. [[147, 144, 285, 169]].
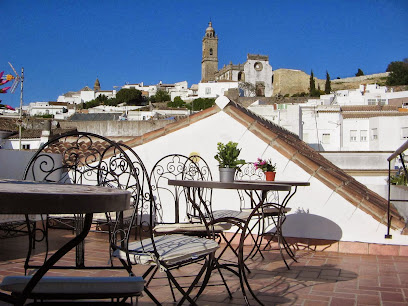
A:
[[263, 207, 291, 215], [0, 276, 144, 296], [212, 209, 252, 221], [113, 234, 219, 266], [154, 222, 231, 234]]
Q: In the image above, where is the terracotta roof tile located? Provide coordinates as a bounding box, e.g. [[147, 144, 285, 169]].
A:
[[341, 105, 398, 112], [343, 112, 408, 119]]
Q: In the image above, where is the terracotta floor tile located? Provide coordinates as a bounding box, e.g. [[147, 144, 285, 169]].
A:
[[356, 294, 381, 305], [330, 297, 356, 305], [381, 291, 406, 302]]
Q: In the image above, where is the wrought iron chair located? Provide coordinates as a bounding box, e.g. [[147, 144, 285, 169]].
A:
[[18, 131, 146, 303], [236, 162, 295, 269], [110, 152, 219, 305]]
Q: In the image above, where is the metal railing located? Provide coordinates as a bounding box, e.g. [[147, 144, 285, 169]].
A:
[[386, 140, 408, 238]]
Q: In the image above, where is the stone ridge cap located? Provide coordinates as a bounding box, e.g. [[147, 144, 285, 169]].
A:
[[225, 99, 404, 229], [227, 99, 300, 138]]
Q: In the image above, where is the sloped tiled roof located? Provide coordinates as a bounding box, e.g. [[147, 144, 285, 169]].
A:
[[340, 105, 407, 119], [341, 105, 398, 112], [44, 140, 112, 160], [122, 100, 405, 231], [343, 112, 408, 119]]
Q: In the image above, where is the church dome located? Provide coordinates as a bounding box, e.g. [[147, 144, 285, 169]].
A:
[[205, 22, 215, 37]]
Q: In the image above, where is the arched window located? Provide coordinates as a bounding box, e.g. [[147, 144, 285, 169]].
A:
[[209, 48, 213, 55], [238, 72, 245, 82]]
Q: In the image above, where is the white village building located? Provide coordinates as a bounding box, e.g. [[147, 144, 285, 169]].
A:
[[58, 79, 117, 105], [249, 85, 408, 153]]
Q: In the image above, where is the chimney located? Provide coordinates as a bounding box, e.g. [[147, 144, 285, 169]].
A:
[[40, 120, 51, 144]]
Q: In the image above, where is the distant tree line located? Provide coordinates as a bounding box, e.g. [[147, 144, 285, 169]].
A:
[[81, 88, 215, 112], [167, 97, 215, 111], [303, 58, 408, 98], [81, 88, 171, 109]]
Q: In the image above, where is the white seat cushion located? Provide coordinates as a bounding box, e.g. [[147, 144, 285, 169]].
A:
[[0, 276, 144, 295], [263, 207, 291, 215], [113, 234, 219, 266], [154, 222, 231, 234], [212, 209, 252, 221]]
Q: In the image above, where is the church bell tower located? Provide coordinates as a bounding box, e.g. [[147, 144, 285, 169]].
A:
[[201, 22, 218, 82]]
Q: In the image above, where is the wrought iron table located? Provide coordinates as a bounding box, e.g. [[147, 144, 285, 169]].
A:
[[168, 179, 296, 305], [0, 179, 131, 305]]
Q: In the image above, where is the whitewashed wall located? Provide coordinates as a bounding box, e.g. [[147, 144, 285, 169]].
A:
[[244, 59, 273, 97], [197, 82, 238, 98]]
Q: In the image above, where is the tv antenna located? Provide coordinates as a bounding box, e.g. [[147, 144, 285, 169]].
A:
[[8, 62, 24, 150]]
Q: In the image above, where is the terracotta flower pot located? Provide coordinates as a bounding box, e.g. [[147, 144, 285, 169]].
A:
[[265, 171, 276, 181]]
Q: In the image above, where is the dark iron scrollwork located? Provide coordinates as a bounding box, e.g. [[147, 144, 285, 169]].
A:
[[23, 131, 135, 272]]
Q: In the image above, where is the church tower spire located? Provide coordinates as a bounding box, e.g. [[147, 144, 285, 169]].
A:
[[201, 21, 218, 82], [94, 77, 101, 92]]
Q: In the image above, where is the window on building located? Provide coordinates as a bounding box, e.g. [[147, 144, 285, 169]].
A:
[[371, 128, 378, 140], [205, 87, 211, 95], [368, 99, 377, 105], [350, 130, 357, 142], [401, 127, 408, 139], [322, 133, 330, 144], [209, 48, 213, 55], [379, 99, 386, 106], [22, 144, 30, 150], [360, 130, 368, 142]]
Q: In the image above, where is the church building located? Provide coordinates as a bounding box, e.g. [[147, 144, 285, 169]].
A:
[[201, 22, 274, 97]]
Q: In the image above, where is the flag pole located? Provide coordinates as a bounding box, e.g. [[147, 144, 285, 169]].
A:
[[18, 67, 24, 150]]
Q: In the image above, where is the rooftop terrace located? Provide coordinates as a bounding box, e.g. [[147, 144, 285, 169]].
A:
[[0, 229, 407, 305]]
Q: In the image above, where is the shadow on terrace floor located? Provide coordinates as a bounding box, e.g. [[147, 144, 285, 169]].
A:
[[0, 229, 408, 305]]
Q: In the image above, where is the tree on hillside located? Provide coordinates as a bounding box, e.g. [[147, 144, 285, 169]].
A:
[[309, 70, 320, 97], [167, 96, 187, 108], [150, 90, 170, 103], [82, 94, 110, 109], [115, 88, 144, 105], [190, 98, 215, 111], [355, 68, 364, 77], [309, 70, 316, 94], [325, 71, 331, 94], [386, 59, 408, 86]]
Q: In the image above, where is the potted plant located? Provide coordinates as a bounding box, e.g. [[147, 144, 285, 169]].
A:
[[214, 141, 245, 182], [254, 158, 277, 181]]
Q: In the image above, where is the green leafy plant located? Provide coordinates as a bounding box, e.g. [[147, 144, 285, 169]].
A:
[[214, 141, 245, 169], [390, 171, 407, 186]]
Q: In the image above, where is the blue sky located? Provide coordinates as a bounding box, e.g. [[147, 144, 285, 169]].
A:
[[1, 0, 407, 108]]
